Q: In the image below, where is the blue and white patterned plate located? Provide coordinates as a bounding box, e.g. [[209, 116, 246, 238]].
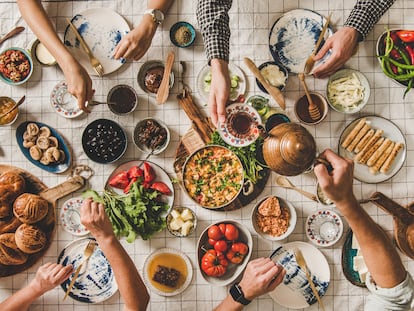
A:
[[64, 8, 130, 76], [50, 81, 83, 118], [269, 241, 330, 309], [58, 237, 118, 303], [217, 103, 261, 147], [269, 9, 334, 74], [60, 197, 89, 236]]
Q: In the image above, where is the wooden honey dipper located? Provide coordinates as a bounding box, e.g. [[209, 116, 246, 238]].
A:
[[298, 73, 321, 121]]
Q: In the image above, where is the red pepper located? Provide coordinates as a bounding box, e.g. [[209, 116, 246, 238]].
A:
[[149, 181, 172, 195], [390, 63, 399, 74], [123, 177, 137, 194], [127, 166, 143, 179], [390, 49, 402, 60], [396, 30, 414, 43], [143, 162, 155, 184], [108, 171, 129, 189], [405, 45, 414, 65]]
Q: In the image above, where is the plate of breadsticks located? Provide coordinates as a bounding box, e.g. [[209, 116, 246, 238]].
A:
[[339, 116, 406, 183]]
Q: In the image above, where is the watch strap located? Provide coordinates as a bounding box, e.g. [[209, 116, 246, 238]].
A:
[[229, 283, 251, 305]]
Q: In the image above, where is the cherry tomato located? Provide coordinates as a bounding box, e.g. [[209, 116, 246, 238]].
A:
[[224, 223, 239, 241], [226, 242, 249, 264], [208, 225, 224, 241], [214, 240, 228, 253], [201, 249, 228, 277]]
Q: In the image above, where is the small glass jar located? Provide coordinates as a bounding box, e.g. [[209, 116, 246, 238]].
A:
[[246, 95, 269, 119]]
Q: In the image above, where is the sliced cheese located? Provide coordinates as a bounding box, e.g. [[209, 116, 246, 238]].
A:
[[181, 220, 194, 236], [180, 209, 194, 221], [352, 233, 360, 249]]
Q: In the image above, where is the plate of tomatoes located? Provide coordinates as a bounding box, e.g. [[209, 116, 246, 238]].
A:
[[197, 220, 252, 286]]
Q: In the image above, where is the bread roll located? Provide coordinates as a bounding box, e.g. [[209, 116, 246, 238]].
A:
[[346, 124, 371, 152], [13, 193, 49, 224], [354, 129, 383, 162], [0, 186, 14, 218], [380, 143, 404, 174], [0, 171, 25, 196], [0, 233, 28, 265], [354, 129, 374, 153], [370, 142, 394, 175], [14, 224, 47, 254], [341, 118, 366, 149], [367, 138, 392, 167], [0, 216, 22, 234], [358, 137, 384, 164]]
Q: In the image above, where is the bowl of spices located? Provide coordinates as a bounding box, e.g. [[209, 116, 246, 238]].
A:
[[137, 60, 175, 95], [133, 118, 170, 154], [107, 84, 138, 115], [170, 21, 196, 48]]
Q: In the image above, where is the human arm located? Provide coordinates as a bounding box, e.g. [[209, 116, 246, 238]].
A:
[[214, 257, 285, 311], [16, 0, 93, 113], [197, 0, 232, 126], [80, 198, 149, 311], [313, 0, 396, 78], [113, 0, 173, 61], [0, 263, 73, 311], [314, 149, 406, 288]]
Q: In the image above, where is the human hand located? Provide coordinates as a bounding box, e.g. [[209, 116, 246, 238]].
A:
[[314, 149, 355, 205], [29, 263, 73, 295], [238, 257, 285, 300], [312, 27, 359, 78], [209, 59, 230, 126], [62, 60, 93, 113], [113, 15, 157, 61], [81, 198, 114, 241]]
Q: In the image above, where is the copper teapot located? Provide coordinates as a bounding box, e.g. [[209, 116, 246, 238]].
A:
[[261, 122, 317, 176]]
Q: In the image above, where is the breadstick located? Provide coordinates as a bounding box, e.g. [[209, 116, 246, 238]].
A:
[[380, 142, 404, 174], [346, 124, 371, 152], [357, 137, 384, 164], [367, 138, 392, 167], [341, 118, 367, 148], [355, 129, 374, 153], [370, 142, 394, 174], [354, 129, 383, 162]]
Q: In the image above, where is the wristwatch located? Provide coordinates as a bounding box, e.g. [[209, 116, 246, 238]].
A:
[[144, 9, 164, 25], [229, 283, 251, 305]]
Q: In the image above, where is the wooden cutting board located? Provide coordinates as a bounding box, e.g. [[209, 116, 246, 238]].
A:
[[0, 165, 85, 277], [174, 92, 270, 211], [371, 191, 414, 260]]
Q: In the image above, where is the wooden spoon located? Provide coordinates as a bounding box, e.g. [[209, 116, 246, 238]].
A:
[[298, 73, 321, 121], [0, 95, 25, 119], [156, 51, 175, 104], [371, 191, 414, 259], [244, 57, 285, 110], [275, 175, 318, 202], [0, 26, 25, 46]]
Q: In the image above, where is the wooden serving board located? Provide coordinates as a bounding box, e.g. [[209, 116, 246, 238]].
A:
[[371, 191, 414, 260], [174, 92, 270, 211], [0, 165, 85, 277]]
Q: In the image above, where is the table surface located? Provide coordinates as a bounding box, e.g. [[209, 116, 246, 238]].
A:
[[1, 0, 414, 310]]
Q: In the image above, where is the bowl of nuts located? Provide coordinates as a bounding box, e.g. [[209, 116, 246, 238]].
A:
[[0, 48, 33, 85]]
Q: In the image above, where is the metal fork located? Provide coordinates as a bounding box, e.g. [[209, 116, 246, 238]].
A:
[[66, 19, 104, 77], [294, 248, 326, 311], [63, 240, 96, 300]]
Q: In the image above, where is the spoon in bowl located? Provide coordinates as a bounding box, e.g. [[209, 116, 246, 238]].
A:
[[275, 175, 318, 202], [298, 73, 321, 121], [0, 95, 25, 119]]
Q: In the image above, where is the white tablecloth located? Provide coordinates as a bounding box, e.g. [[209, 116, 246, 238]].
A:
[[1, 1, 414, 310]]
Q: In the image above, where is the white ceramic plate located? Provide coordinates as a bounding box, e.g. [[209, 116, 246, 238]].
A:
[[197, 220, 253, 286], [58, 237, 118, 303], [269, 241, 330, 309], [105, 160, 174, 208], [338, 115, 406, 183], [60, 197, 89, 236], [306, 209, 343, 247], [50, 81, 83, 118], [217, 103, 261, 147], [143, 247, 193, 296], [64, 8, 130, 76], [269, 9, 333, 73], [197, 63, 246, 102]]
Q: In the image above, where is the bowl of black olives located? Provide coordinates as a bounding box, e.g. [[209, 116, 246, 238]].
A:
[[82, 119, 127, 164]]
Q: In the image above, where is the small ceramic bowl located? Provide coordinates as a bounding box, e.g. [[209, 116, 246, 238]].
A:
[[316, 182, 334, 206], [137, 60, 175, 95], [107, 84, 138, 115], [29, 39, 57, 66], [306, 209, 343, 247], [294, 91, 328, 125], [166, 207, 197, 237], [50, 81, 83, 118], [0, 47, 33, 85], [326, 68, 370, 114], [265, 113, 290, 132], [256, 61, 288, 92], [60, 197, 89, 236], [0, 96, 19, 126], [251, 195, 297, 241], [170, 21, 196, 48], [133, 117, 170, 154]]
